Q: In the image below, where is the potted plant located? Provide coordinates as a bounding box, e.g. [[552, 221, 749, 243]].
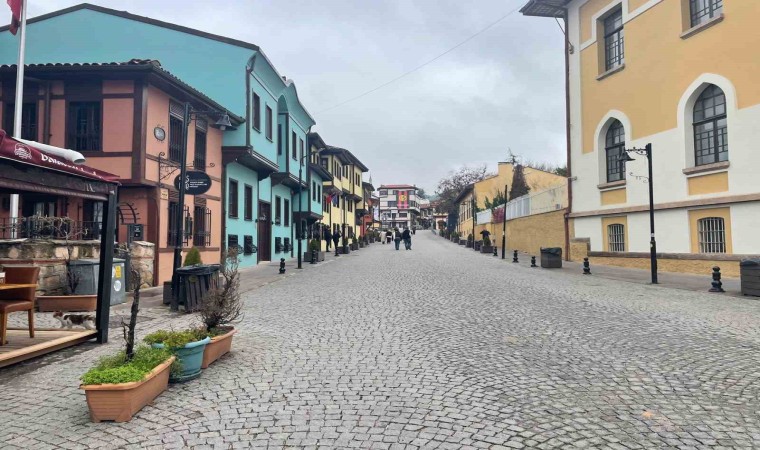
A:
[[481, 235, 494, 254], [474, 239, 482, 251], [304, 238, 324, 262], [144, 328, 210, 383], [351, 236, 359, 251], [466, 234, 474, 248], [341, 236, 350, 254], [199, 248, 242, 369], [81, 272, 178, 423], [36, 216, 98, 312]]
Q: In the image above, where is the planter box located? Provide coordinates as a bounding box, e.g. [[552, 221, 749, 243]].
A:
[[201, 328, 237, 369], [339, 247, 351, 254], [359, 242, 365, 248], [152, 337, 210, 383], [37, 294, 97, 312], [466, 242, 473, 248], [351, 243, 359, 251], [303, 251, 326, 263], [481, 245, 494, 254], [459, 241, 467, 246], [474, 242, 482, 251], [81, 356, 175, 423]]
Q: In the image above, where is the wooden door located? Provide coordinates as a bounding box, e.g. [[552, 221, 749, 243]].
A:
[[257, 201, 271, 262]]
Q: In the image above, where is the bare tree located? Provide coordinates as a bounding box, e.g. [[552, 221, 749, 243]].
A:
[[199, 248, 243, 332], [122, 270, 141, 361], [434, 165, 491, 215]]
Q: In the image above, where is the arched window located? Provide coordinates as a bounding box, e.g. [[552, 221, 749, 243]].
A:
[[697, 217, 726, 253], [693, 85, 728, 166], [605, 120, 626, 182]]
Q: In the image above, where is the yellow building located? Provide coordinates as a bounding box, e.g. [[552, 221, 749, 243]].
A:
[[456, 162, 566, 252], [522, 0, 760, 276]]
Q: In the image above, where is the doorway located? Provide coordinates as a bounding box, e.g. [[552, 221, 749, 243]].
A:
[[258, 201, 271, 262]]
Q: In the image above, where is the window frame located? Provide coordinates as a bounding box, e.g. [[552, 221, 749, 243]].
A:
[[275, 195, 282, 225], [252, 92, 261, 131], [194, 127, 207, 172], [690, 0, 723, 28], [603, 7, 625, 71], [697, 216, 726, 253], [265, 105, 273, 141], [228, 179, 239, 218], [291, 131, 297, 160], [605, 120, 626, 182], [67, 101, 102, 151], [693, 85, 728, 166], [607, 223, 625, 252], [244, 184, 253, 221], [284, 198, 290, 227], [4, 102, 38, 141]]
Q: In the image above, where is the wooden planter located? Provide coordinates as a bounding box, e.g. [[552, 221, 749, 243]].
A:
[[37, 294, 97, 312], [81, 356, 175, 423], [201, 328, 236, 368]]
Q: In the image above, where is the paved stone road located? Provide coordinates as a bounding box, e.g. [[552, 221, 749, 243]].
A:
[[3, 232, 760, 449]]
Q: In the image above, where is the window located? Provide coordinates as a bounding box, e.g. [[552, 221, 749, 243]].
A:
[[167, 201, 178, 246], [607, 224, 625, 252], [348, 201, 353, 212], [277, 125, 282, 155], [697, 217, 726, 253], [356, 174, 360, 186], [68, 102, 101, 151], [693, 85, 728, 166], [317, 185, 321, 198], [299, 139, 305, 165], [252, 92, 261, 130], [244, 185, 253, 221], [4, 102, 37, 140], [379, 190, 387, 196], [399, 212, 408, 218], [193, 205, 211, 247], [292, 131, 297, 160], [690, 0, 722, 27], [265, 105, 273, 140], [194, 128, 207, 171], [321, 157, 328, 170], [228, 179, 239, 218], [312, 181, 317, 201], [228, 234, 240, 252], [168, 115, 184, 162], [603, 8, 624, 70], [275, 196, 282, 224], [243, 235, 255, 255], [605, 120, 626, 182], [284, 199, 290, 227], [388, 201, 397, 208]]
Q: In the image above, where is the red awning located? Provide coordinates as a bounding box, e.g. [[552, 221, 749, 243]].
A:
[[0, 129, 119, 183]]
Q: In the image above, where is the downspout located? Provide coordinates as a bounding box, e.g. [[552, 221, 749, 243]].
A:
[[44, 81, 51, 144], [563, 10, 573, 262]]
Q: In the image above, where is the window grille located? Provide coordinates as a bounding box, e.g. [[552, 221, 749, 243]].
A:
[[693, 85, 728, 166], [275, 237, 283, 253], [228, 234, 240, 252], [698, 217, 726, 253], [168, 203, 191, 246], [690, 0, 722, 27], [605, 120, 626, 182], [4, 102, 37, 141], [284, 237, 291, 252], [243, 235, 256, 254], [193, 206, 211, 247], [168, 115, 184, 162], [607, 223, 625, 252], [194, 128, 207, 171], [603, 8, 624, 70], [68, 102, 101, 151]]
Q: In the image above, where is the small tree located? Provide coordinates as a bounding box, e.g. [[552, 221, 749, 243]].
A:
[[509, 163, 531, 200], [184, 247, 203, 266], [199, 248, 242, 333], [122, 270, 141, 361]]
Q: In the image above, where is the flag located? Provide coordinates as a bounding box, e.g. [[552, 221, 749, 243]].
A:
[[7, 0, 22, 35]]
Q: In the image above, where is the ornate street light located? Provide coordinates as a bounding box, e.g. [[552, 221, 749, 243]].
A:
[[620, 143, 657, 284]]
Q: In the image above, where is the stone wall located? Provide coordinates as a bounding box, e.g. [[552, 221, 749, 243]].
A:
[[0, 239, 155, 294], [505, 209, 567, 257]]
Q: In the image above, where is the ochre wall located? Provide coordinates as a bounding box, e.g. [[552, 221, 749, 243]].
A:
[[505, 209, 567, 257]]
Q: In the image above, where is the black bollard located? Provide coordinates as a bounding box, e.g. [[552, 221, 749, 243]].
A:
[[709, 266, 725, 293], [530, 256, 537, 268], [335, 245, 339, 257], [310, 249, 317, 265], [583, 257, 591, 275], [279, 258, 286, 274], [493, 246, 498, 257], [512, 250, 519, 263]]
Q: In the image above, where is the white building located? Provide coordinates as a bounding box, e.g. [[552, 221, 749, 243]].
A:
[[377, 184, 419, 230]]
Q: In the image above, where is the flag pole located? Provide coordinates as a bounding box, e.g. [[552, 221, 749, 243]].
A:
[[10, 0, 28, 237]]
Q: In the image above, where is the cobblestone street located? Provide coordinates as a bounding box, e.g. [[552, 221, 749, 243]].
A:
[[3, 232, 760, 449]]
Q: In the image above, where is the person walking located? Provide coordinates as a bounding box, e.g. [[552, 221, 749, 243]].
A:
[[324, 225, 332, 251], [332, 228, 341, 253], [385, 229, 393, 245], [393, 227, 402, 250], [402, 227, 412, 250]]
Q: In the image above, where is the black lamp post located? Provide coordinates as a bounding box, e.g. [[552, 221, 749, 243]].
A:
[[620, 143, 658, 284], [172, 103, 233, 287], [501, 183, 508, 259], [471, 196, 476, 249], [297, 148, 322, 269]]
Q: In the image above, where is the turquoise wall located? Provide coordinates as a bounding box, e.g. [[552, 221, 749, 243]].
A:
[[225, 162, 259, 268], [270, 184, 293, 259]]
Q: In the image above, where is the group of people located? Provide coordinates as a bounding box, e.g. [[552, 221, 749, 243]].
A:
[[384, 227, 413, 251]]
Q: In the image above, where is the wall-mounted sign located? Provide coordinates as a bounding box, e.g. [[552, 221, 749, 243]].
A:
[[154, 126, 166, 141], [160, 188, 169, 200], [174, 170, 212, 195]]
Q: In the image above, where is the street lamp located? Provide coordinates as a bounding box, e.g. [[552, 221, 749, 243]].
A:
[[620, 143, 657, 284], [297, 147, 322, 269], [471, 196, 476, 249], [172, 103, 234, 286], [501, 183, 508, 260]]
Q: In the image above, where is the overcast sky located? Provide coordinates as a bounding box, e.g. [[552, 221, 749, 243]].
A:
[[29, 0, 566, 193]]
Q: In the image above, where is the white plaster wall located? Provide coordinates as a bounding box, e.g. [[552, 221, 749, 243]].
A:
[[730, 202, 760, 254]]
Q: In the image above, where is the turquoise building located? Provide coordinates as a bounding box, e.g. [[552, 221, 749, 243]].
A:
[[0, 3, 323, 267]]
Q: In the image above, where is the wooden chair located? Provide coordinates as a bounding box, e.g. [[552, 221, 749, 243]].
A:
[[0, 266, 40, 346]]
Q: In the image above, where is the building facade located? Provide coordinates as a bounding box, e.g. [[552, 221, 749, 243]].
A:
[[377, 185, 419, 230], [522, 0, 760, 275]]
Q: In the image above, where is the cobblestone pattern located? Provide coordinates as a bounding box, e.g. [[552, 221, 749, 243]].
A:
[[2, 232, 760, 448]]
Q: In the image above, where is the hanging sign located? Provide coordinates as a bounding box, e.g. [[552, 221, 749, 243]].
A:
[[174, 170, 212, 195]]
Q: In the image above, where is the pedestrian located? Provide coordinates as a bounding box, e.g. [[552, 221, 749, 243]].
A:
[[332, 228, 341, 252], [412, 227, 416, 235], [385, 229, 393, 245], [402, 227, 412, 250], [393, 227, 402, 251], [324, 226, 332, 251]]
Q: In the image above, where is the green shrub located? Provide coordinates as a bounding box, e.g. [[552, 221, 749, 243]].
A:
[[144, 328, 209, 349], [483, 236, 491, 246], [183, 247, 203, 266], [80, 346, 176, 385], [309, 239, 320, 252]]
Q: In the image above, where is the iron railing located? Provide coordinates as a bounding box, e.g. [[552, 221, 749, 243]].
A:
[[0, 217, 102, 240]]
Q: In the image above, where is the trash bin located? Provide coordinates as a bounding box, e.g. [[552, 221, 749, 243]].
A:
[[540, 247, 563, 268], [69, 258, 127, 305], [740, 259, 760, 297], [171, 264, 221, 312]]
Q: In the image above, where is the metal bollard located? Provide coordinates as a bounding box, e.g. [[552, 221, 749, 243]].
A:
[[310, 249, 317, 265], [512, 250, 519, 263], [530, 256, 537, 268], [493, 246, 498, 256], [709, 266, 725, 293], [583, 257, 591, 275], [279, 258, 286, 274], [335, 245, 340, 257]]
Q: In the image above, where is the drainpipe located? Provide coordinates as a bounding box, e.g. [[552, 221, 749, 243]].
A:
[[563, 10, 573, 262], [44, 81, 51, 144]]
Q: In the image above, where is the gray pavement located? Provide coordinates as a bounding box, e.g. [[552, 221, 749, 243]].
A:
[[3, 231, 760, 448]]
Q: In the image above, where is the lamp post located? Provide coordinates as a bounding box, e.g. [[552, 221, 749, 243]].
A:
[[620, 143, 657, 284], [501, 183, 508, 259], [172, 103, 233, 285], [297, 148, 322, 269], [471, 196, 476, 249]]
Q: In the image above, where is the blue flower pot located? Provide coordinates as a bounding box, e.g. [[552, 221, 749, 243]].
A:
[[152, 336, 210, 383]]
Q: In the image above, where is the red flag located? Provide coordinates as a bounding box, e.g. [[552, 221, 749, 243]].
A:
[[7, 0, 22, 35]]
